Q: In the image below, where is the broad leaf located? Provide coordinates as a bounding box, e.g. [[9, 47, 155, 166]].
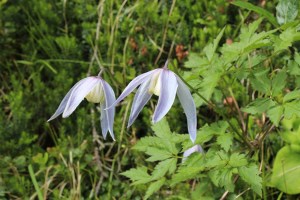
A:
[[270, 146, 300, 194], [276, 0, 299, 25]]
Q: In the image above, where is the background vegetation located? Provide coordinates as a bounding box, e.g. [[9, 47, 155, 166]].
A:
[[1, 0, 300, 199]]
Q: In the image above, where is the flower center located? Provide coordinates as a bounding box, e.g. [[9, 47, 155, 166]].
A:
[[85, 83, 105, 103], [148, 70, 162, 96]]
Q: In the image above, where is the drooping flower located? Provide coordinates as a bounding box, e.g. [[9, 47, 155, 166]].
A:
[[108, 61, 197, 143], [182, 144, 204, 162], [48, 75, 116, 140]]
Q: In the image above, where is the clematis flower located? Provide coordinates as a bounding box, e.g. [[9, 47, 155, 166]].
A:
[[108, 61, 197, 143], [48, 75, 116, 140]]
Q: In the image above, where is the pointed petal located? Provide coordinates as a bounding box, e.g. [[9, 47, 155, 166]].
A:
[[100, 103, 109, 139], [176, 76, 197, 143], [62, 77, 100, 118], [101, 79, 116, 140], [128, 77, 152, 127], [48, 82, 80, 121], [153, 70, 178, 123], [107, 69, 157, 109], [48, 78, 97, 121]]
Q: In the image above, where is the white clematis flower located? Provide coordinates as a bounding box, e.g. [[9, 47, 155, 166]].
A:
[[109, 61, 197, 143], [48, 75, 116, 140]]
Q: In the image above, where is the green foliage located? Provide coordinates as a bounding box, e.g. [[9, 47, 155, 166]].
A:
[[2, 0, 300, 199], [276, 0, 299, 25]]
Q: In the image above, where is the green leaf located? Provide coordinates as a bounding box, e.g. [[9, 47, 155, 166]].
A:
[[144, 178, 166, 200], [185, 53, 209, 68], [151, 118, 172, 139], [217, 133, 233, 152], [242, 98, 276, 114], [145, 147, 173, 162], [151, 158, 177, 180], [228, 153, 248, 167], [171, 167, 204, 186], [232, 1, 278, 27], [267, 105, 284, 126], [239, 164, 262, 196], [121, 166, 151, 185], [250, 69, 271, 94], [193, 70, 222, 107], [283, 90, 300, 102], [274, 27, 300, 52], [182, 121, 229, 149], [209, 168, 236, 192], [284, 100, 300, 118], [203, 27, 226, 62], [276, 0, 299, 25], [270, 146, 300, 194], [272, 70, 287, 96]]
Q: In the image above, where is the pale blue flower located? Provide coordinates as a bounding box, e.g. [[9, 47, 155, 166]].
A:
[[48, 76, 116, 140], [109, 61, 197, 142], [182, 144, 204, 162]]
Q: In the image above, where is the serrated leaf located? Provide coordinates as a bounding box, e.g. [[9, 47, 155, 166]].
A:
[[283, 90, 300, 102], [171, 167, 204, 186], [145, 147, 173, 162], [144, 178, 166, 200], [185, 53, 209, 68], [151, 118, 172, 139], [239, 164, 262, 196], [204, 27, 226, 62], [242, 98, 276, 114], [217, 133, 233, 152], [182, 121, 229, 149], [121, 166, 151, 185], [250, 69, 271, 94], [151, 158, 177, 180], [228, 153, 248, 167], [193, 70, 222, 107], [276, 0, 299, 25], [209, 168, 236, 192], [272, 70, 287, 96], [284, 100, 300, 118], [267, 105, 284, 126]]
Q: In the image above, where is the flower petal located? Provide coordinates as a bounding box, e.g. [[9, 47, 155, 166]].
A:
[[48, 81, 80, 121], [152, 70, 178, 123], [176, 76, 197, 143], [101, 79, 116, 140], [182, 144, 204, 162], [128, 77, 152, 127], [107, 69, 157, 109], [62, 77, 100, 118]]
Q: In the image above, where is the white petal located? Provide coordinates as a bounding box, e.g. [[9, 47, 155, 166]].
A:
[[107, 69, 157, 109], [48, 81, 81, 121], [128, 77, 152, 127], [152, 70, 178, 123], [62, 77, 100, 118], [101, 79, 116, 140], [176, 75, 197, 143], [182, 144, 204, 162]]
